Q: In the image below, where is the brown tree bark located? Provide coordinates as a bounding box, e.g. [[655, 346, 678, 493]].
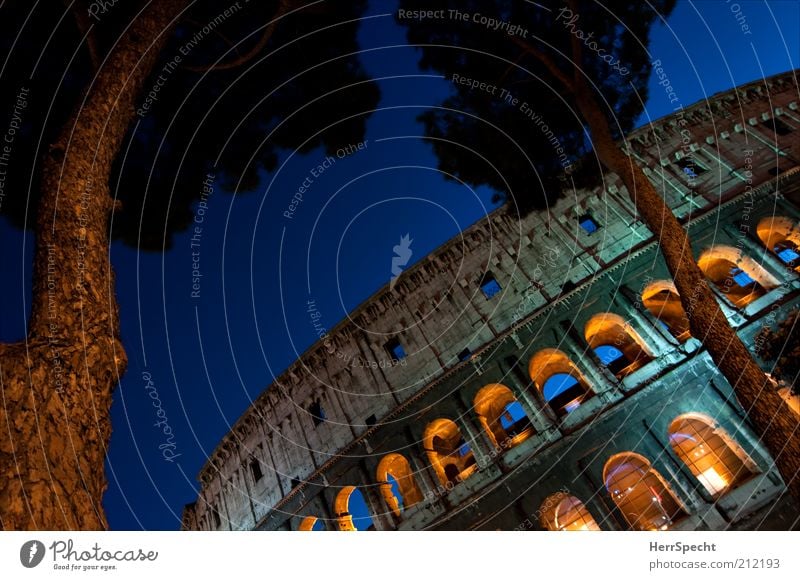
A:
[[0, 0, 186, 530], [571, 82, 800, 499]]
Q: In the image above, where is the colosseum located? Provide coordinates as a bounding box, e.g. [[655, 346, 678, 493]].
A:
[[182, 71, 800, 532]]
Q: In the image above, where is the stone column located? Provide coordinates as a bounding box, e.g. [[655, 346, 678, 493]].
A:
[[357, 462, 393, 531], [614, 288, 676, 356], [407, 446, 440, 502], [494, 358, 555, 434], [218, 475, 234, 531], [234, 442, 258, 527], [558, 321, 619, 396], [454, 398, 496, 468], [631, 292, 683, 347]]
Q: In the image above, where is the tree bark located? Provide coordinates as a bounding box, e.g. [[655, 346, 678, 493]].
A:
[[0, 0, 186, 530], [572, 85, 800, 499]]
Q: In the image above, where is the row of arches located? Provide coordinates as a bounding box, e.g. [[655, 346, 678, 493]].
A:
[[551, 413, 756, 531], [291, 218, 797, 531], [299, 413, 756, 530], [446, 313, 649, 421], [474, 223, 793, 404], [697, 245, 780, 308], [641, 232, 795, 342], [530, 312, 653, 417]]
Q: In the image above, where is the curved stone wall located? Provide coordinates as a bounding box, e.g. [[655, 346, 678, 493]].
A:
[[182, 71, 800, 532]]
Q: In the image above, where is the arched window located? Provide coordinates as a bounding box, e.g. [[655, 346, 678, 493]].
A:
[[603, 452, 685, 531], [529, 349, 592, 416], [376, 453, 424, 517], [668, 414, 756, 496], [334, 486, 374, 531], [757, 216, 800, 268], [473, 384, 533, 448], [642, 281, 691, 341], [298, 516, 325, 531], [423, 419, 477, 486], [539, 492, 601, 531], [585, 313, 652, 378], [698, 246, 779, 307]]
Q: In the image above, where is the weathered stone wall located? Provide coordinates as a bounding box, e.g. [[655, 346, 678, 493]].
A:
[[183, 71, 800, 531]]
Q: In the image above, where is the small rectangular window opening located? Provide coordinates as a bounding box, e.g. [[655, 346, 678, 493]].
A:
[[675, 157, 706, 179], [480, 272, 502, 299], [578, 214, 599, 234], [250, 459, 263, 482], [384, 337, 406, 361]]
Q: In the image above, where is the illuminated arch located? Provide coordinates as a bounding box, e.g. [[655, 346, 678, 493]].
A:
[[473, 383, 533, 448], [698, 245, 779, 307], [778, 386, 800, 416], [539, 491, 601, 531], [642, 281, 691, 341], [334, 486, 374, 531], [376, 453, 424, 517], [423, 418, 477, 486], [756, 216, 800, 268], [603, 452, 686, 531], [668, 413, 756, 496], [298, 515, 324, 531], [584, 313, 653, 378], [528, 349, 592, 416]]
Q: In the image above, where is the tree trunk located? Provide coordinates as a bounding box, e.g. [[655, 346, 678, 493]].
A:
[[0, 0, 186, 530], [572, 87, 800, 499]]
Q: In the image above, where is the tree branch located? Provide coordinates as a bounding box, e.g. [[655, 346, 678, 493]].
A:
[[66, 0, 100, 71], [495, 50, 527, 86], [186, 0, 291, 73], [185, 17, 241, 52], [509, 35, 575, 93]]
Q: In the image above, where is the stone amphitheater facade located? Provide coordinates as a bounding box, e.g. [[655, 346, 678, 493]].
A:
[[182, 71, 800, 532]]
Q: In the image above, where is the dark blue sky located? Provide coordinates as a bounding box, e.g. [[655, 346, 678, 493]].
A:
[[0, 0, 797, 530]]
